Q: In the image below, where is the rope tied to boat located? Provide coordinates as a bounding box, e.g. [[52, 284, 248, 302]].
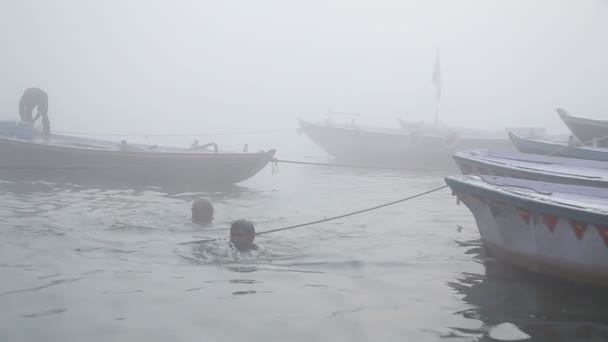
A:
[[178, 184, 449, 245], [271, 159, 280, 174], [544, 135, 608, 157], [270, 158, 450, 172]]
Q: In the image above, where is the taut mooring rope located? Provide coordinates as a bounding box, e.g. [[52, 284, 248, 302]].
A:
[[178, 184, 448, 245]]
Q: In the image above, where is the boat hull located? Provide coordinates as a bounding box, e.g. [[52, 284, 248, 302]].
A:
[[0, 136, 275, 185], [558, 109, 608, 147], [453, 149, 608, 188], [446, 175, 608, 286], [509, 131, 608, 162], [299, 119, 512, 169]]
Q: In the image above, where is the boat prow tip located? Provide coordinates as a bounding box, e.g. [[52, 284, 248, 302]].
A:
[[556, 108, 569, 117]]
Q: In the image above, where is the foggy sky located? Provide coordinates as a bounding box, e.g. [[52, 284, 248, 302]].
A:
[[1, 0, 607, 138]]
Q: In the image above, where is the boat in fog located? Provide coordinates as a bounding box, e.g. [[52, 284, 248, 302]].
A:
[[298, 118, 512, 169], [446, 175, 608, 286], [558, 109, 608, 147], [453, 149, 608, 188], [509, 131, 608, 162], [0, 123, 275, 185]]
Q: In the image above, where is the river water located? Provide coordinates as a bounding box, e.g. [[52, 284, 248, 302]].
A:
[[1, 161, 607, 341]]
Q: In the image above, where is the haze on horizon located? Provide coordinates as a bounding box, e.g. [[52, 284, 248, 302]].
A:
[[2, 0, 607, 139]]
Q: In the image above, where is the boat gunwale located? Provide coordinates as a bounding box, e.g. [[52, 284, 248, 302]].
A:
[[445, 175, 608, 227], [298, 118, 509, 142], [558, 108, 608, 128], [509, 131, 608, 157], [453, 149, 608, 179], [0, 134, 276, 160]]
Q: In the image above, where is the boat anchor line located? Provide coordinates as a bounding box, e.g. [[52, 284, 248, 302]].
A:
[[178, 185, 449, 245], [270, 134, 608, 172], [270, 158, 451, 172]]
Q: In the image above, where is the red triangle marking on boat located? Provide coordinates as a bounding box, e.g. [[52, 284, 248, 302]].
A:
[[569, 219, 587, 241], [518, 208, 531, 225], [541, 214, 558, 233], [595, 225, 608, 247], [470, 193, 484, 202], [491, 200, 507, 207]]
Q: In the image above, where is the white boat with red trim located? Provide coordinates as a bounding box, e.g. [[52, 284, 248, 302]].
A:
[[446, 175, 608, 286]]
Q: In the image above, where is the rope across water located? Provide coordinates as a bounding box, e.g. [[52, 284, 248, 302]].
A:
[[180, 135, 608, 244], [271, 158, 451, 172], [13, 127, 608, 244], [178, 185, 448, 244]]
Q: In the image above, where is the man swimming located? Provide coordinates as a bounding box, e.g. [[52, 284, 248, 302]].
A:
[[19, 87, 50, 137], [229, 219, 258, 252], [192, 198, 214, 225]]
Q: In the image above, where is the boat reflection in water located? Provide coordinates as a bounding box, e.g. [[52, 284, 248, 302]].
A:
[[448, 243, 608, 342]]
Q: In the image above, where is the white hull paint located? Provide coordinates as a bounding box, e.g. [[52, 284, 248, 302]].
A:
[[0, 134, 275, 185], [447, 175, 608, 285], [453, 149, 608, 188], [299, 119, 513, 169]]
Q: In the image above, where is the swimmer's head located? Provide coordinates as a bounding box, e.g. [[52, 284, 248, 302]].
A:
[[230, 219, 256, 252], [192, 198, 214, 224]]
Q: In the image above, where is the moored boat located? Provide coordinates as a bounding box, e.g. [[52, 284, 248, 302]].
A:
[[0, 131, 275, 185], [558, 109, 608, 147], [298, 119, 512, 169], [445, 175, 608, 286], [453, 149, 608, 188], [509, 131, 608, 162], [397, 118, 511, 138]]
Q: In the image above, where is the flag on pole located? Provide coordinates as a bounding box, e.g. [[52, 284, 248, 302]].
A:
[[432, 49, 441, 101]]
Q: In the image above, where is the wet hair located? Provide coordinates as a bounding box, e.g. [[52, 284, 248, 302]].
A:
[[192, 198, 214, 222], [230, 219, 255, 235]]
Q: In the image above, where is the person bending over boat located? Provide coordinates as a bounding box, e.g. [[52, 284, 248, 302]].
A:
[[592, 137, 599, 147], [19, 87, 50, 137], [567, 135, 581, 147], [192, 198, 214, 225], [230, 219, 258, 252]]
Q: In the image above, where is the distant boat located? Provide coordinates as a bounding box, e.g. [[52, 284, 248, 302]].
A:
[[453, 149, 608, 188], [0, 132, 275, 185], [509, 131, 608, 162], [397, 118, 508, 138], [298, 119, 512, 169], [558, 109, 608, 147], [445, 175, 608, 286]]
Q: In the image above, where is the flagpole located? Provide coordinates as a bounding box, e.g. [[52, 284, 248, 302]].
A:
[[432, 48, 441, 126], [434, 99, 439, 126]]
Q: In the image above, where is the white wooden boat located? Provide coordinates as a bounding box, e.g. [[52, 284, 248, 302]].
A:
[[298, 119, 512, 168], [509, 131, 608, 162], [0, 132, 275, 185], [397, 118, 514, 137], [558, 109, 608, 147], [453, 149, 608, 188], [446, 175, 608, 285]]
